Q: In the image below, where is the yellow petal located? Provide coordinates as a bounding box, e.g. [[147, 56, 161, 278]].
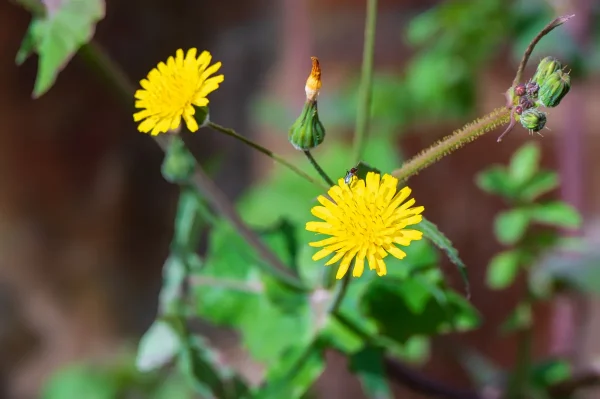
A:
[[306, 221, 332, 233], [401, 229, 423, 241], [312, 248, 333, 261], [387, 245, 406, 260], [375, 257, 387, 276], [352, 247, 367, 277], [336, 249, 358, 279], [184, 112, 199, 132], [325, 250, 346, 266]]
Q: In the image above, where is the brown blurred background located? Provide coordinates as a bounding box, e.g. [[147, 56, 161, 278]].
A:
[[1, 0, 600, 398]]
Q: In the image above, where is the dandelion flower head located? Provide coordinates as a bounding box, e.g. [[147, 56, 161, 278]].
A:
[[306, 172, 424, 279], [133, 48, 224, 136]]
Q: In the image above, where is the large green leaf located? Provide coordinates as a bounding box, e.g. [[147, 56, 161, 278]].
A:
[[349, 346, 393, 399], [417, 218, 470, 297], [194, 221, 312, 364], [16, 0, 105, 97], [361, 277, 480, 344]]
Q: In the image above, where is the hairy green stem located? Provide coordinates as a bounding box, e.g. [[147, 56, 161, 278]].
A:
[[208, 122, 328, 190], [80, 41, 307, 292], [392, 107, 511, 182], [351, 0, 378, 163], [303, 150, 335, 186]]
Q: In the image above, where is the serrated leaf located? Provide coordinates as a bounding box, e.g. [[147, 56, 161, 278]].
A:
[[17, 0, 105, 97], [519, 170, 559, 201], [418, 218, 470, 298], [255, 343, 324, 399], [494, 208, 530, 245], [349, 346, 393, 399], [476, 165, 515, 198], [530, 201, 582, 229], [487, 250, 521, 290], [509, 142, 540, 186], [136, 320, 180, 372]]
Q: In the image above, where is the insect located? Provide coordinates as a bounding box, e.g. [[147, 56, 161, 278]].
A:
[[344, 167, 358, 185]]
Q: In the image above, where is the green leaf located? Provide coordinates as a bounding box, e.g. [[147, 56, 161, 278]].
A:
[[195, 221, 312, 364], [361, 277, 480, 344], [172, 187, 212, 252], [487, 250, 521, 290], [162, 137, 197, 184], [519, 170, 559, 201], [158, 255, 186, 314], [476, 165, 515, 198], [494, 209, 530, 245], [500, 302, 532, 333], [349, 346, 393, 399], [320, 316, 364, 354], [418, 218, 470, 298], [136, 320, 180, 372], [255, 343, 325, 399], [509, 142, 540, 186], [530, 201, 582, 229], [41, 364, 119, 399], [530, 359, 571, 389], [17, 0, 105, 97], [179, 334, 249, 399]]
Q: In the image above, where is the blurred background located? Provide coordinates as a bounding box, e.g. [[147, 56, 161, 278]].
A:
[[1, 0, 600, 398]]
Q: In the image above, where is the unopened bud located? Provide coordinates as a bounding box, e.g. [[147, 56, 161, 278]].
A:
[[532, 57, 562, 87], [538, 70, 571, 107], [288, 101, 326, 150], [514, 84, 526, 97], [519, 108, 547, 133], [525, 81, 539, 98]]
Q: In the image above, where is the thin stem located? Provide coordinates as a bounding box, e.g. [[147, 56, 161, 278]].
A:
[[208, 122, 328, 191], [392, 107, 511, 182], [328, 273, 351, 313], [80, 41, 307, 292], [155, 135, 307, 292], [512, 14, 575, 88], [351, 0, 378, 163], [303, 150, 335, 186]]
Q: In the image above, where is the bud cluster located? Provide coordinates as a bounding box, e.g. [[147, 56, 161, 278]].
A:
[[511, 56, 571, 135]]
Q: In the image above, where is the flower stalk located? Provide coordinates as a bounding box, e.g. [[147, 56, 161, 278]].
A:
[[392, 107, 511, 182]]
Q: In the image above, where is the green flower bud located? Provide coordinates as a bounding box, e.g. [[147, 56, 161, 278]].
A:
[[519, 108, 547, 132], [532, 56, 563, 86], [538, 70, 571, 107], [288, 101, 325, 150]]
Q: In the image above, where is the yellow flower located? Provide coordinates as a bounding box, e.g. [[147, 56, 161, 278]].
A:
[[133, 48, 224, 136], [306, 172, 424, 279]]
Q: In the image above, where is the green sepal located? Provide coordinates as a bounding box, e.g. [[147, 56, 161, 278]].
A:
[[288, 101, 326, 150]]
